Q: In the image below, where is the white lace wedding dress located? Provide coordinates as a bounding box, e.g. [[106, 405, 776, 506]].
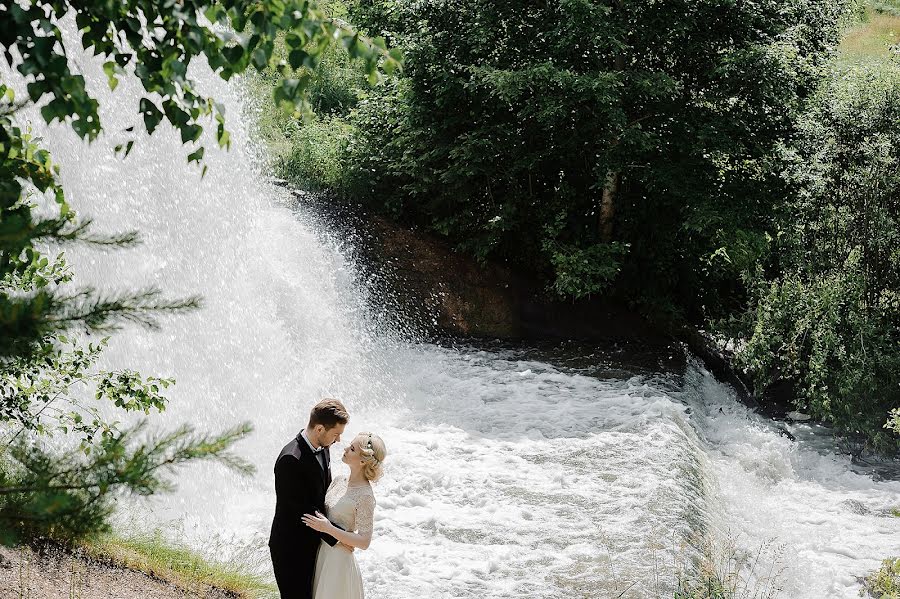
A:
[[312, 475, 376, 599]]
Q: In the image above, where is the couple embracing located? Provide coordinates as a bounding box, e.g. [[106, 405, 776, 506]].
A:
[[268, 398, 387, 599]]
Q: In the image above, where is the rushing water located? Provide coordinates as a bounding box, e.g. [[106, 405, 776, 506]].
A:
[[6, 26, 899, 599]]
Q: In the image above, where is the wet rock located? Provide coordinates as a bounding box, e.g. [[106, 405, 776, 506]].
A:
[[776, 426, 797, 442], [841, 499, 870, 515], [787, 411, 812, 422], [367, 216, 672, 346], [369, 216, 521, 338]]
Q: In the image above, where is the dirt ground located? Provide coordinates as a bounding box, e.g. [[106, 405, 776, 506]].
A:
[[0, 544, 237, 599]]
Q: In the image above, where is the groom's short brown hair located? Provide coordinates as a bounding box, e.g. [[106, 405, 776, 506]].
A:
[[308, 398, 349, 430]]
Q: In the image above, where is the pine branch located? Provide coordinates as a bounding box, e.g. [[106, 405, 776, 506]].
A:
[[42, 218, 141, 248], [0, 421, 254, 496], [48, 287, 202, 331], [0, 215, 140, 252], [0, 288, 202, 356], [121, 422, 256, 495], [0, 421, 254, 542]]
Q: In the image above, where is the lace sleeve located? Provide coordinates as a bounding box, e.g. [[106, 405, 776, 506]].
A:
[[355, 491, 376, 535]]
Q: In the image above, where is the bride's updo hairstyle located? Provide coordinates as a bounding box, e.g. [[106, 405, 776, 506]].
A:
[[357, 432, 387, 482]]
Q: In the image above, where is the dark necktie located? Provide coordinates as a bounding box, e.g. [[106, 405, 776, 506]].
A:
[[312, 446, 325, 470]]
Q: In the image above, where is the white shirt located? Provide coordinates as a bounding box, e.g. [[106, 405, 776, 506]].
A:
[[300, 429, 327, 470]]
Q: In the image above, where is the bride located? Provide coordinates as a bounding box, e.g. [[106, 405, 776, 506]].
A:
[[302, 432, 386, 599]]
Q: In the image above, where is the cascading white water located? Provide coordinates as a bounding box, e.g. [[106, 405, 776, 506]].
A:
[[6, 24, 899, 599]]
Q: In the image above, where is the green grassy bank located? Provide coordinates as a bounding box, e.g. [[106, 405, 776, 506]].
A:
[[5, 532, 276, 599], [839, 1, 900, 64], [79, 532, 276, 598]]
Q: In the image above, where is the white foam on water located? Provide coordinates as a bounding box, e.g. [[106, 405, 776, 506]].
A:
[[351, 346, 707, 598], [5, 22, 898, 599], [679, 366, 900, 599]]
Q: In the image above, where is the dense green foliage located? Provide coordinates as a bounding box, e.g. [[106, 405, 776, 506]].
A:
[[252, 34, 366, 190], [0, 0, 395, 542], [0, 0, 397, 147], [728, 63, 900, 452], [864, 557, 900, 598], [340, 0, 850, 321]]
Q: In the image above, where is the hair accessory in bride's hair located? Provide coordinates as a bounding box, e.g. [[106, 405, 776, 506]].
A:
[[364, 433, 380, 463]]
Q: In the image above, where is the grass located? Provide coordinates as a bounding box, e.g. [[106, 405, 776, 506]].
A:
[[672, 536, 786, 599], [79, 531, 276, 598], [838, 4, 900, 64]]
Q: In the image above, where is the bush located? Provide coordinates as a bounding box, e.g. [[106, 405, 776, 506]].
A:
[[248, 25, 371, 190], [729, 63, 900, 452], [863, 558, 900, 598]]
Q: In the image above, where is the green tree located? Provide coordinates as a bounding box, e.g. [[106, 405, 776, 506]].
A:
[[727, 63, 900, 452], [341, 0, 849, 323], [0, 0, 398, 542]]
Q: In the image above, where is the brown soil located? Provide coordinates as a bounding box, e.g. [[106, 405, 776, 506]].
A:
[[0, 544, 237, 599]]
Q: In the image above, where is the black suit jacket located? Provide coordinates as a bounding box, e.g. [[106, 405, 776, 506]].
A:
[[269, 432, 339, 552]]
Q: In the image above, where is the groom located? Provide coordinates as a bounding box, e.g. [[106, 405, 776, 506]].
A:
[[269, 398, 349, 599]]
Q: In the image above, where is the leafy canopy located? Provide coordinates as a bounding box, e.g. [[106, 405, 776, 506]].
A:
[[1, 0, 401, 151], [340, 0, 849, 321], [729, 62, 900, 452]]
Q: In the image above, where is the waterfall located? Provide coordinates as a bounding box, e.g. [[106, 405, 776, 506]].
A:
[[5, 22, 898, 599]]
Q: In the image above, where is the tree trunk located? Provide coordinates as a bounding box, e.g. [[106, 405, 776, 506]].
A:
[[599, 169, 619, 242], [599, 28, 625, 243]]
